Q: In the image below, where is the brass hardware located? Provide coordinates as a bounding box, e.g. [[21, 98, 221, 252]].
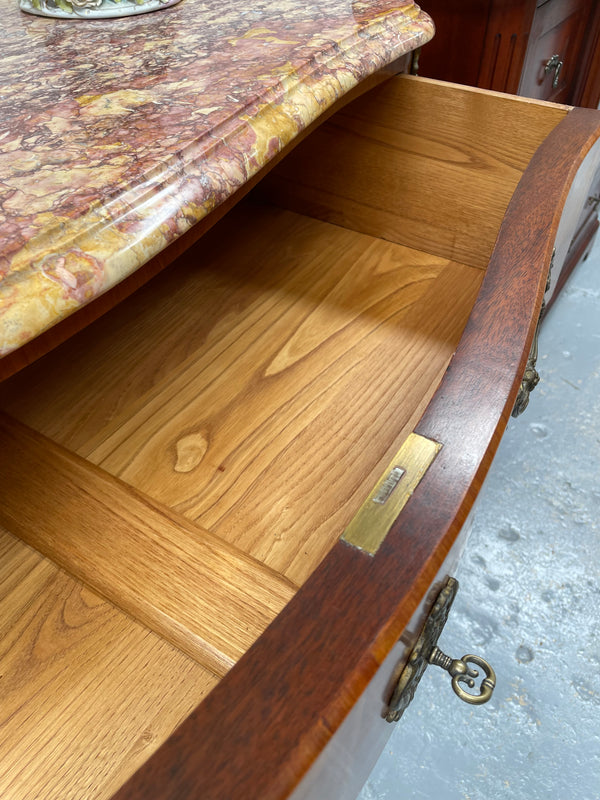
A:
[[386, 577, 458, 722], [410, 47, 422, 76], [544, 54, 563, 89], [428, 647, 496, 706], [386, 577, 496, 722], [586, 194, 600, 213], [512, 250, 554, 418], [342, 433, 442, 556], [511, 341, 541, 417]]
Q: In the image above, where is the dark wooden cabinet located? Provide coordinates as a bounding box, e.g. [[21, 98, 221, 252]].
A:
[[419, 0, 600, 107], [417, 0, 600, 297], [519, 0, 593, 103]]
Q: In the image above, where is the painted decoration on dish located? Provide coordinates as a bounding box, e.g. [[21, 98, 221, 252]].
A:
[[20, 0, 183, 20]]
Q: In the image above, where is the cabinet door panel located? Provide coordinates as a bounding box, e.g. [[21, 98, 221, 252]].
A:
[[519, 0, 592, 103], [414, 0, 491, 87]]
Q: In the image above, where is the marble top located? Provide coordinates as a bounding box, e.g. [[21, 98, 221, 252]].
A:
[[0, 0, 433, 357]]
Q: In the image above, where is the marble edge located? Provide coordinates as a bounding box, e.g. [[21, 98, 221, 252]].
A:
[[0, 5, 434, 359]]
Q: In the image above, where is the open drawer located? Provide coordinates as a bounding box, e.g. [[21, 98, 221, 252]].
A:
[[0, 75, 599, 800]]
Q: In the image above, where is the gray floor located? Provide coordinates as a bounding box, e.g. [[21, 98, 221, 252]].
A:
[[359, 238, 600, 800]]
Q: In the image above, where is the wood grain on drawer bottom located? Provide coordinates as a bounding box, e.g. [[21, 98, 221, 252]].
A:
[[0, 202, 484, 588], [0, 413, 296, 677], [0, 198, 485, 800], [0, 528, 217, 800]]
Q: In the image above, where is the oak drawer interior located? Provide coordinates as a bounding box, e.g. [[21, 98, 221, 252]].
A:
[[0, 76, 568, 800]]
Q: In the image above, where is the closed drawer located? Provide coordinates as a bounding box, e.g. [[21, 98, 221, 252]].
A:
[[519, 0, 592, 103]]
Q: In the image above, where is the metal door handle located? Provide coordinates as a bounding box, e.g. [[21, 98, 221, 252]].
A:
[[544, 54, 563, 89]]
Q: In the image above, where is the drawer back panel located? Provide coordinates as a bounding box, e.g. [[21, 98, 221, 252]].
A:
[[260, 75, 568, 269]]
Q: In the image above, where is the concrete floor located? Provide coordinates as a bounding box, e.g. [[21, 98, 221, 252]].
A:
[[358, 238, 600, 800]]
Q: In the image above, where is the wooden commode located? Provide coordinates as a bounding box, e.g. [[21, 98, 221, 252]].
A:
[[0, 2, 599, 799]]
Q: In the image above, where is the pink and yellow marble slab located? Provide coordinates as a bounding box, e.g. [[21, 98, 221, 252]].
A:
[[0, 0, 433, 357]]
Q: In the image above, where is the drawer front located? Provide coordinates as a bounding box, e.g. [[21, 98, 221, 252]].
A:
[[519, 0, 592, 103], [289, 560, 495, 800], [548, 137, 600, 304]]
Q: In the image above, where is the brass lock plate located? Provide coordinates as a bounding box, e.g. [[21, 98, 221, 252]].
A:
[[342, 433, 442, 556]]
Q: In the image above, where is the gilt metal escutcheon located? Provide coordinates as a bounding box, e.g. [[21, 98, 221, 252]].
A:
[[511, 251, 554, 418], [385, 577, 496, 722]]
